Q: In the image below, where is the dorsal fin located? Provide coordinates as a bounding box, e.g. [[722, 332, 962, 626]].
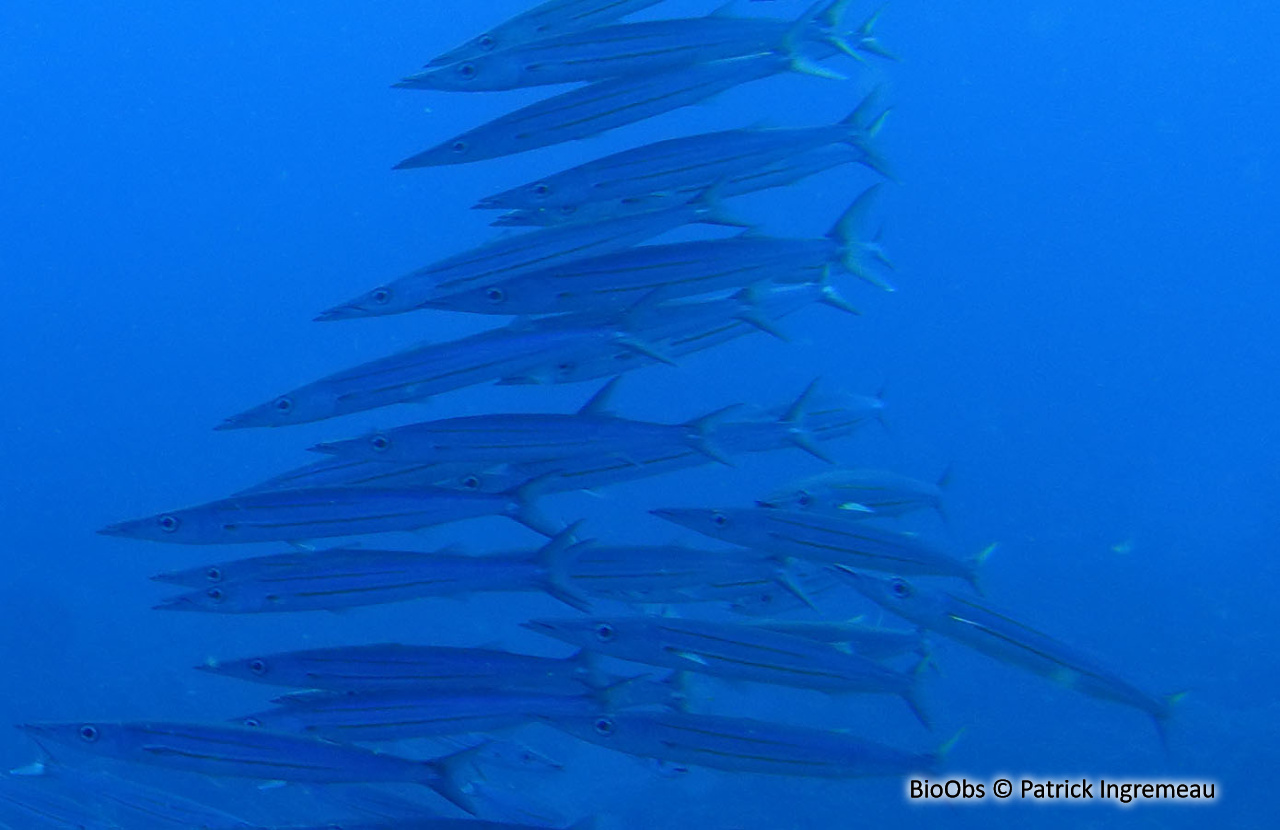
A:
[[579, 377, 621, 416]]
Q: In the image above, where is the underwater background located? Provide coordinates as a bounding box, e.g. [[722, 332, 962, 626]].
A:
[[1, 0, 1277, 827]]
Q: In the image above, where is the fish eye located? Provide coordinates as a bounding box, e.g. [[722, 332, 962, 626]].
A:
[[205, 567, 222, 582], [274, 397, 293, 413], [712, 512, 728, 527], [594, 623, 616, 643], [158, 515, 180, 533], [242, 717, 262, 728], [890, 578, 912, 599], [370, 434, 391, 452], [532, 182, 551, 198], [485, 286, 505, 303], [248, 658, 268, 675], [78, 725, 99, 742], [797, 492, 812, 507], [593, 717, 616, 736], [371, 287, 391, 305], [456, 63, 477, 79], [451, 140, 468, 154], [477, 34, 496, 51], [206, 588, 224, 602], [461, 475, 481, 490]]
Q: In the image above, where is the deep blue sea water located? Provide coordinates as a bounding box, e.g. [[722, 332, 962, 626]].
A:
[[1, 1, 1277, 827]]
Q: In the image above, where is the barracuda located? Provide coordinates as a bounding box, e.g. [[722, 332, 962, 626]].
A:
[[395, 49, 848, 169], [759, 466, 951, 519], [651, 506, 989, 590], [475, 91, 887, 215], [98, 478, 560, 545], [152, 527, 589, 612], [833, 569, 1185, 744], [522, 615, 930, 725], [546, 710, 950, 778], [428, 186, 889, 315], [16, 722, 481, 814], [316, 196, 740, 322], [402, 1, 868, 92], [195, 643, 605, 695]]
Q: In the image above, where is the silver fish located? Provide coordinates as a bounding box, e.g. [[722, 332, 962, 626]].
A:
[[218, 316, 676, 429], [195, 643, 604, 695], [651, 506, 989, 590], [475, 90, 887, 215], [233, 683, 643, 743], [758, 466, 950, 519], [402, 1, 864, 92], [16, 722, 480, 814], [153, 527, 588, 613], [316, 195, 740, 322], [427, 186, 889, 316], [498, 280, 860, 388], [522, 615, 929, 724], [100, 479, 558, 545], [832, 568, 1184, 743], [491, 142, 880, 228], [241, 381, 881, 498], [427, 0, 668, 68], [395, 50, 847, 169], [546, 710, 948, 778], [309, 378, 742, 467]]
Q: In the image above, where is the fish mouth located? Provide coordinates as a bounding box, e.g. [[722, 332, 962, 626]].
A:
[[97, 521, 137, 537], [648, 508, 696, 526], [827, 564, 871, 591], [307, 442, 341, 455], [214, 415, 251, 431], [518, 620, 558, 635], [313, 306, 361, 322], [754, 499, 780, 508], [152, 596, 200, 612]]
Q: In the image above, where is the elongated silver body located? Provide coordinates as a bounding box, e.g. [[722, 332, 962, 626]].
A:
[[652, 506, 981, 588], [15, 722, 478, 813], [547, 710, 941, 778], [197, 643, 603, 695], [523, 616, 928, 723], [99, 481, 555, 545], [834, 569, 1182, 740], [317, 198, 732, 321]]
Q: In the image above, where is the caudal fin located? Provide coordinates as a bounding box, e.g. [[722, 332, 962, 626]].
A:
[[781, 11, 848, 81], [839, 89, 896, 180], [1153, 691, 1188, 753], [685, 404, 743, 466], [781, 378, 838, 463], [966, 543, 997, 596], [537, 521, 593, 612], [507, 475, 563, 537], [425, 742, 487, 815], [827, 184, 895, 291], [902, 662, 933, 730]]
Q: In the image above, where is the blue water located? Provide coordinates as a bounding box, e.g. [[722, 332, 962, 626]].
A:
[[1, 0, 1276, 827]]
